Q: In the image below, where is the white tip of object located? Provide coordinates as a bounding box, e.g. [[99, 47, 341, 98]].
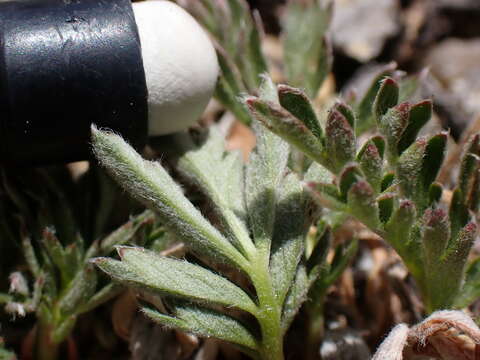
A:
[[132, 0, 219, 136]]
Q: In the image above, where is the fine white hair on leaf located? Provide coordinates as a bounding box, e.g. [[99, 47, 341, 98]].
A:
[[90, 125, 248, 271]]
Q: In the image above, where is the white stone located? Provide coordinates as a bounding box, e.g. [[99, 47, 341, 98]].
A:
[[132, 0, 219, 136]]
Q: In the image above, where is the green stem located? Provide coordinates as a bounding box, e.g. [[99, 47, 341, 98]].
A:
[[250, 252, 284, 360], [35, 321, 59, 360]]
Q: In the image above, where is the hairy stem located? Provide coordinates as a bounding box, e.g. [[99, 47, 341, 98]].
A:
[[250, 250, 284, 360]]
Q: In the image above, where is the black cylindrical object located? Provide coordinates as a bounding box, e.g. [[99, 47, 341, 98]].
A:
[[0, 0, 148, 165]]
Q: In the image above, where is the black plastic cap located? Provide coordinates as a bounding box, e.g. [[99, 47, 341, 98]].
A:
[[0, 0, 148, 166]]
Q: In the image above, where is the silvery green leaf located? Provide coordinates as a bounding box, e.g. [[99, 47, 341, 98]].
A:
[[357, 139, 383, 193], [457, 134, 480, 212], [449, 189, 470, 243], [41, 227, 73, 284], [334, 102, 356, 131], [338, 164, 364, 200], [98, 210, 155, 255], [176, 129, 254, 258], [91, 127, 248, 270], [278, 85, 323, 140], [422, 208, 451, 310], [245, 122, 289, 249], [347, 181, 381, 230], [22, 234, 40, 277], [94, 247, 258, 315], [458, 153, 480, 207], [325, 109, 356, 172], [270, 173, 308, 305], [384, 200, 421, 279], [142, 302, 259, 353], [378, 192, 395, 224], [373, 77, 399, 123], [427, 222, 477, 311], [258, 74, 279, 103], [443, 222, 477, 277], [58, 265, 97, 315], [281, 263, 309, 334], [398, 132, 447, 211], [355, 63, 396, 134], [454, 258, 480, 308], [245, 97, 326, 167], [305, 182, 346, 211], [421, 208, 449, 259], [396, 138, 426, 201], [304, 161, 334, 184], [380, 103, 410, 163], [76, 283, 122, 315], [397, 100, 432, 154], [409, 131, 448, 210]]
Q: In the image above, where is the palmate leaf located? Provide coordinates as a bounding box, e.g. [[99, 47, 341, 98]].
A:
[[270, 172, 308, 305], [143, 302, 260, 353], [245, 122, 289, 250], [91, 126, 249, 271], [176, 128, 255, 257], [91, 121, 345, 357], [94, 246, 258, 315]]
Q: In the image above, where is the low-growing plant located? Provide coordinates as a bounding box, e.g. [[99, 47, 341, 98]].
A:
[[91, 77, 357, 359], [245, 73, 480, 315], [2, 0, 480, 359], [180, 0, 480, 354]]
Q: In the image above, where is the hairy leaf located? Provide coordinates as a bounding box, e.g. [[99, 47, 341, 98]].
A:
[[270, 173, 307, 305], [245, 120, 289, 250], [176, 129, 254, 257], [143, 302, 259, 351], [94, 247, 258, 315], [373, 77, 400, 123], [91, 127, 248, 270], [245, 97, 325, 166], [278, 85, 323, 139]]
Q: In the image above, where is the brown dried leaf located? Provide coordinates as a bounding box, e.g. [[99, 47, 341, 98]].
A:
[[373, 310, 480, 360], [372, 324, 409, 360]]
